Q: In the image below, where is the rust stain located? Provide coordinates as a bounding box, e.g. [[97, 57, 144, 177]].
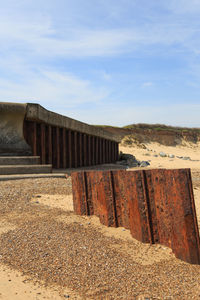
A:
[[71, 168, 200, 265]]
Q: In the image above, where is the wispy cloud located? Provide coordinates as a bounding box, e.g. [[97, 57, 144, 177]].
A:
[[0, 68, 110, 109], [0, 6, 200, 59]]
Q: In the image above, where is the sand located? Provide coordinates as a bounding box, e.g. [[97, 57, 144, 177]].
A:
[[0, 142, 200, 299], [120, 142, 200, 170]]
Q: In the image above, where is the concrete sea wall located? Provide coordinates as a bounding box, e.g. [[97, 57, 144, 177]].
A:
[[0, 102, 120, 168]]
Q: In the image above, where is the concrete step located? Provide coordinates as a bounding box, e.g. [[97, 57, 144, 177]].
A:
[[0, 173, 65, 181], [0, 164, 52, 175], [0, 156, 40, 165]]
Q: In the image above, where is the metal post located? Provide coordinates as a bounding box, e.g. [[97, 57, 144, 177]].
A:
[[40, 123, 46, 164]]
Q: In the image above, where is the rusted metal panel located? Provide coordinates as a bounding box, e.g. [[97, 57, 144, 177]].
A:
[[105, 139, 108, 163], [116, 143, 119, 161], [88, 135, 91, 166], [111, 170, 129, 229], [83, 134, 87, 166], [92, 137, 95, 165], [91, 136, 95, 165], [113, 141, 116, 162], [126, 170, 152, 243], [40, 123, 46, 164], [96, 138, 98, 164], [145, 168, 200, 264], [86, 171, 117, 227], [23, 119, 119, 168], [48, 125, 52, 164], [108, 140, 111, 163], [62, 128, 67, 168], [113, 142, 115, 162], [56, 127, 60, 168], [99, 138, 101, 164], [74, 131, 78, 168], [102, 139, 105, 164], [112, 170, 152, 243], [79, 133, 83, 167], [71, 171, 89, 215], [32, 122, 37, 156], [67, 130, 72, 168], [71, 168, 200, 265], [111, 141, 113, 163]]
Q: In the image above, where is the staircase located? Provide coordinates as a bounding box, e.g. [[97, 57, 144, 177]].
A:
[[0, 156, 52, 175]]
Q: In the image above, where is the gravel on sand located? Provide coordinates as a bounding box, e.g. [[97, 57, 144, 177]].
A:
[[0, 177, 200, 300]]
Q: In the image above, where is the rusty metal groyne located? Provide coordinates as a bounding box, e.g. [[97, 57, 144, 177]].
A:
[[0, 102, 120, 168], [72, 168, 200, 265]]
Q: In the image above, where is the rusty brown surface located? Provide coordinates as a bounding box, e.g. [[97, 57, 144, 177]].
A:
[[144, 168, 200, 264], [71, 172, 88, 215], [71, 168, 200, 265], [87, 171, 117, 227]]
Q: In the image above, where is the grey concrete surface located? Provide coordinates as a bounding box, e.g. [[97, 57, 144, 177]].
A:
[[0, 164, 52, 175], [0, 102, 31, 155], [26, 103, 120, 142], [0, 156, 40, 165], [0, 102, 119, 159], [0, 173, 65, 181]]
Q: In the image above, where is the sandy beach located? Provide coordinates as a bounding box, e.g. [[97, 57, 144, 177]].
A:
[[0, 142, 200, 299]]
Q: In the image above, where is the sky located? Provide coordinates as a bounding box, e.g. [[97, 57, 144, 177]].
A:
[[0, 0, 200, 127]]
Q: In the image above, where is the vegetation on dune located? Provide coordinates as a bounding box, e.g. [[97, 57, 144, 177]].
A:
[[95, 123, 200, 133], [123, 123, 200, 132], [94, 123, 200, 146]]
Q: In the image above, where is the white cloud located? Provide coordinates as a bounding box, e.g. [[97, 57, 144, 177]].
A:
[[0, 69, 110, 109], [0, 0, 200, 128], [0, 7, 199, 60]]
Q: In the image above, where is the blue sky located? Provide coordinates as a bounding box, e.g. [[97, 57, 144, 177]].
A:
[[1, 0, 200, 126]]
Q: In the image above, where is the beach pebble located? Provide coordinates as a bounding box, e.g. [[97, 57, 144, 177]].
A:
[[159, 152, 167, 157], [182, 156, 191, 160], [140, 161, 150, 167]]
